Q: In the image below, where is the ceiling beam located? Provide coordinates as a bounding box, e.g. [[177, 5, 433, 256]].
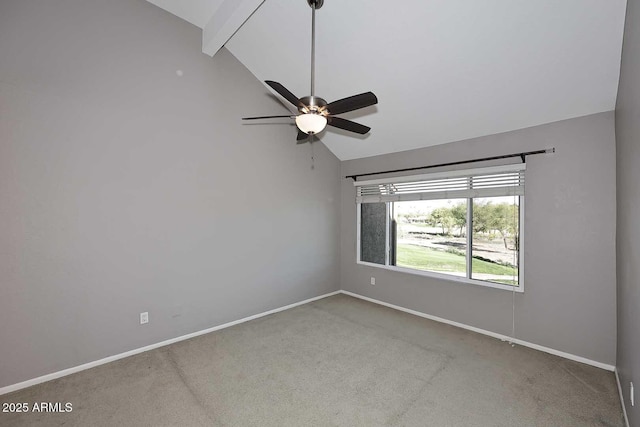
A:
[[202, 0, 265, 57]]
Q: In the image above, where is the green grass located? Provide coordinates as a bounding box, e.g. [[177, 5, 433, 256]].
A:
[[396, 244, 517, 276], [470, 258, 517, 276]]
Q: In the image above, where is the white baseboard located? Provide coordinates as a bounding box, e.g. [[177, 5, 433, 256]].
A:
[[615, 368, 631, 427], [340, 290, 616, 372], [0, 290, 341, 396]]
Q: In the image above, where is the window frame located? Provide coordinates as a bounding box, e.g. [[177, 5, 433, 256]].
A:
[[355, 169, 525, 293]]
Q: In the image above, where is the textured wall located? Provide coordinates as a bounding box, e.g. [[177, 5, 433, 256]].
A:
[[360, 203, 387, 265], [341, 112, 617, 365], [0, 0, 341, 388], [615, 0, 640, 423]]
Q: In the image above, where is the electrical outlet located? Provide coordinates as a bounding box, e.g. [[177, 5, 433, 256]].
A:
[[631, 382, 635, 407], [370, 277, 376, 285], [140, 312, 149, 325]]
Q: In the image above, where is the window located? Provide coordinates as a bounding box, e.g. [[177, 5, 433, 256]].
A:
[[356, 165, 524, 291]]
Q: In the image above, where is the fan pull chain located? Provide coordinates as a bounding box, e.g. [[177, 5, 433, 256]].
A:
[[310, 135, 315, 170]]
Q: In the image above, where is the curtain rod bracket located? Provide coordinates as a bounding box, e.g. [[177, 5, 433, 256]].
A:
[[520, 154, 526, 163]]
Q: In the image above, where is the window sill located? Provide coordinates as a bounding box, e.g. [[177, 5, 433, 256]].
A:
[[356, 261, 524, 293]]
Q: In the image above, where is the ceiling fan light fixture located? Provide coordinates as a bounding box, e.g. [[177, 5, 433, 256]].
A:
[[296, 113, 327, 134]]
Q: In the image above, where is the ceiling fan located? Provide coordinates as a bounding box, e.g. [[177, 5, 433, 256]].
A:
[[242, 0, 378, 143]]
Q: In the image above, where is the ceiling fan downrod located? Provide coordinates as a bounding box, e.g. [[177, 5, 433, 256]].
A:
[[308, 0, 323, 97]]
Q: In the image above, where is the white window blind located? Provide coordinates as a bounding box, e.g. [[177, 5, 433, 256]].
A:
[[355, 164, 525, 204]]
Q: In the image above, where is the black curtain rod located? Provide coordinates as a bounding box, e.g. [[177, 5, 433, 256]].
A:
[[345, 148, 555, 181]]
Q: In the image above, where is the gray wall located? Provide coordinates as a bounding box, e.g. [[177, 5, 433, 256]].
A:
[[615, 0, 640, 423], [0, 0, 341, 388], [341, 112, 617, 365]]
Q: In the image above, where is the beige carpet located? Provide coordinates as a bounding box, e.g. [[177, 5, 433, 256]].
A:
[[0, 294, 625, 426]]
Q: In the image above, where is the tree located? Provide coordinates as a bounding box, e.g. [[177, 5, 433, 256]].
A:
[[428, 208, 455, 235], [490, 203, 518, 249], [473, 201, 518, 249], [450, 203, 467, 237], [472, 202, 491, 234]]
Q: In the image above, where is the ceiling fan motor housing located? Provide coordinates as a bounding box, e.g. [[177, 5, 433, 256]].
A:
[[298, 96, 328, 115]]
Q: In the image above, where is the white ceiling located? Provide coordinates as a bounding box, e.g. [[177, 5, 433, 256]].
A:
[[147, 0, 627, 160]]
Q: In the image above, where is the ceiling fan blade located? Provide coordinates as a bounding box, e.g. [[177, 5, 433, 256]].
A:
[[297, 129, 309, 141], [297, 131, 321, 145], [328, 116, 371, 134], [242, 115, 294, 120], [326, 92, 378, 115], [265, 81, 300, 108]]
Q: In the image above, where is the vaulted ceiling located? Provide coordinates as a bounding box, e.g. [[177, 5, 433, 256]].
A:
[[147, 0, 627, 160]]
